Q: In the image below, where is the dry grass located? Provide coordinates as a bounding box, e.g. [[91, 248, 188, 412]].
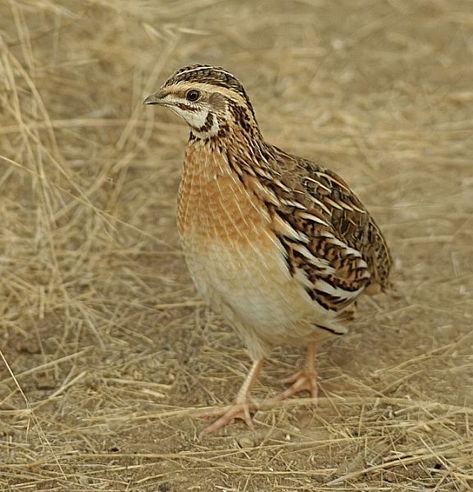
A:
[[1, 0, 473, 490]]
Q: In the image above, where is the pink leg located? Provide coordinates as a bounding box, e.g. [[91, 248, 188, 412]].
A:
[[274, 342, 319, 401], [198, 358, 264, 437]]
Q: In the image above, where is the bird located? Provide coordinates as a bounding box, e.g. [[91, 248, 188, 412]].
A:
[[144, 64, 392, 435]]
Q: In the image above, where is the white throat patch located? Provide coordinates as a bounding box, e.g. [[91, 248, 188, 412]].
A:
[[191, 112, 220, 139]]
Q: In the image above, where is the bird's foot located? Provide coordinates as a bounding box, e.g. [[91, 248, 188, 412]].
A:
[[274, 369, 318, 401], [197, 401, 257, 437]]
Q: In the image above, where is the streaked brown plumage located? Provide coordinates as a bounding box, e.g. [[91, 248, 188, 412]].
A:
[[144, 64, 392, 435]]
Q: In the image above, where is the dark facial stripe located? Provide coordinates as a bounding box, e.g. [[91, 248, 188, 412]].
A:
[[196, 112, 214, 133], [174, 102, 200, 112]]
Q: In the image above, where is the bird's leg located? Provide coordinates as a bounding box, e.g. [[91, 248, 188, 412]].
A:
[[274, 342, 319, 400], [198, 358, 264, 436]]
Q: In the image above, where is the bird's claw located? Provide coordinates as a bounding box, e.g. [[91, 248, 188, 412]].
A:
[[198, 401, 257, 437], [275, 369, 319, 401]]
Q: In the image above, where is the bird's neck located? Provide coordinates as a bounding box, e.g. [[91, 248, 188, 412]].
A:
[[187, 126, 270, 181]]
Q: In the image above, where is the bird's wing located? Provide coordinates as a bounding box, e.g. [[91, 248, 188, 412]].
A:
[[246, 146, 392, 313]]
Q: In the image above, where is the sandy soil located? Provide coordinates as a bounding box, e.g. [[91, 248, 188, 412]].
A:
[[1, 0, 472, 490]]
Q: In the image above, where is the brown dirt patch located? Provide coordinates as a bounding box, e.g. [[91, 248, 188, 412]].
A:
[[1, 0, 472, 490]]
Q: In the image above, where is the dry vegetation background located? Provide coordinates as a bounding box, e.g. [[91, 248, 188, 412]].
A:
[[1, 0, 472, 490]]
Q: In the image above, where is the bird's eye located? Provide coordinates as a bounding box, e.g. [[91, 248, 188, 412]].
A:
[[186, 89, 201, 102]]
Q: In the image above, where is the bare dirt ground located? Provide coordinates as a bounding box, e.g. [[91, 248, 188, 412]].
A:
[[1, 0, 472, 490]]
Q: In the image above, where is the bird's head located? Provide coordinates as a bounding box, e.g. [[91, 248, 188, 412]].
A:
[[144, 64, 260, 140]]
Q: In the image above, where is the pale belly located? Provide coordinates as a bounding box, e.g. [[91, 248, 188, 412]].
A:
[[182, 233, 306, 327], [179, 227, 334, 359]]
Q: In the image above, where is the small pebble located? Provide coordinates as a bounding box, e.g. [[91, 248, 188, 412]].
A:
[[237, 436, 254, 448]]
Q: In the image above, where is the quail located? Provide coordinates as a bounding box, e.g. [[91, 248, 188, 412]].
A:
[[144, 65, 392, 435]]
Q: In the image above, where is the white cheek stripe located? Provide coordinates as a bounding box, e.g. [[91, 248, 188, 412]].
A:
[[162, 95, 188, 106]]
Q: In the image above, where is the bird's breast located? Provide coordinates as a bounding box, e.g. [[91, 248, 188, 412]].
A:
[[177, 146, 300, 316], [177, 145, 269, 244], [177, 145, 278, 292]]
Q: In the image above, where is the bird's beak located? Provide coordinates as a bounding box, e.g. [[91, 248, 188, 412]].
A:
[[143, 90, 166, 105]]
